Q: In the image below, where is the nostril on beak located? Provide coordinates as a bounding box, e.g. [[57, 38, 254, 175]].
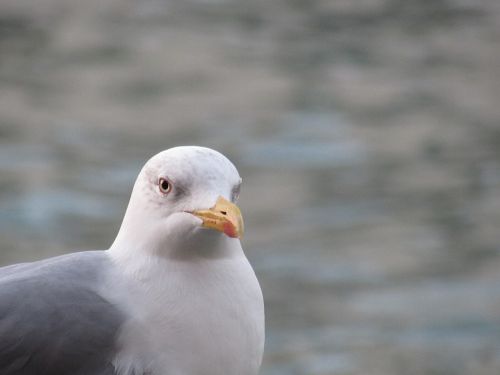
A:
[[220, 211, 227, 215]]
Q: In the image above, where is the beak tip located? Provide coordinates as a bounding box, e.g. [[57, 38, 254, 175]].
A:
[[223, 221, 241, 239]]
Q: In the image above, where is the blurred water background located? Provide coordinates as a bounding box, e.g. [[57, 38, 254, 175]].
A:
[[1, 0, 500, 374]]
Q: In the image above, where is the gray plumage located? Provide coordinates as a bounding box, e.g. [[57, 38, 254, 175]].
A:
[[0, 251, 124, 375]]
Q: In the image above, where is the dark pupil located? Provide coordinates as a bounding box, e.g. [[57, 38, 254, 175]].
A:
[[161, 180, 169, 191]]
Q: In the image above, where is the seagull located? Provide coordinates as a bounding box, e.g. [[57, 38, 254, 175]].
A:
[[0, 146, 265, 375]]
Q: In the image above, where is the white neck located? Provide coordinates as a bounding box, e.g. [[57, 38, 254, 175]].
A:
[[105, 230, 263, 375]]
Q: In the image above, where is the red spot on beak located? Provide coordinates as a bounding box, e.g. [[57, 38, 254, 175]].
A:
[[223, 221, 238, 238]]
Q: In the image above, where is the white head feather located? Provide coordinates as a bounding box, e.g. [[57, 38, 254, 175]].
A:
[[110, 146, 243, 256]]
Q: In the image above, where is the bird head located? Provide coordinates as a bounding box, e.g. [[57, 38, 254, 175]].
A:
[[111, 146, 244, 256]]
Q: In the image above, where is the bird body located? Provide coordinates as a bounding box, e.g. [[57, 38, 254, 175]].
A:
[[108, 236, 264, 375], [0, 146, 264, 375]]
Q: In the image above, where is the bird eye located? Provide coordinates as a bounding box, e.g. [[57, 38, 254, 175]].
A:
[[158, 177, 172, 194], [231, 183, 241, 202]]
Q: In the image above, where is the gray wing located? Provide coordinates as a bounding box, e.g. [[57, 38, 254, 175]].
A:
[[0, 251, 125, 375]]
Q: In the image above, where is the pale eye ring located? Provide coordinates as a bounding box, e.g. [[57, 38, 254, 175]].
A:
[[158, 177, 172, 194]]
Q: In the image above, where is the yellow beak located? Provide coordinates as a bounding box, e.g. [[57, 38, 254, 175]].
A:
[[191, 196, 244, 239]]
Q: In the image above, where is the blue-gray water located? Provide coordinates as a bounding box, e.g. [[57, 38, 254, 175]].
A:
[[1, 1, 500, 374]]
